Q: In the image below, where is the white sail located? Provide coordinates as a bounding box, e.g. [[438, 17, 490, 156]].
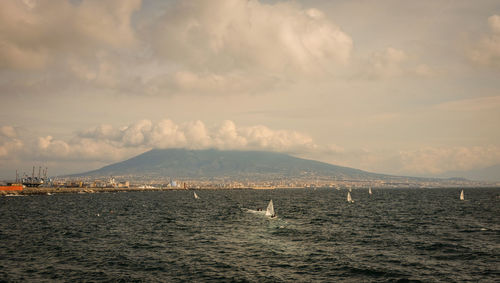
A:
[[194, 192, 199, 199], [265, 200, 275, 217], [460, 190, 464, 201], [369, 187, 372, 195], [347, 192, 354, 203]]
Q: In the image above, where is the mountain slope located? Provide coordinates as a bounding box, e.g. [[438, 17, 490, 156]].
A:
[[439, 164, 500, 182], [77, 148, 389, 179]]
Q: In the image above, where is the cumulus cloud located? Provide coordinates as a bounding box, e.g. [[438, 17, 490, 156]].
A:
[[0, 126, 23, 158], [0, 126, 17, 138], [0, 0, 353, 96], [148, 0, 352, 76], [138, 0, 354, 94], [242, 125, 316, 152], [78, 124, 121, 141], [468, 14, 500, 69], [34, 135, 138, 162], [1, 119, 318, 166], [4, 121, 500, 178], [77, 119, 316, 155]]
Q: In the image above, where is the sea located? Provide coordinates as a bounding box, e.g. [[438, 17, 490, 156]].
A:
[[0, 187, 499, 282]]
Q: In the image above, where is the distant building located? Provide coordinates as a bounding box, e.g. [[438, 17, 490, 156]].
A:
[[118, 181, 129, 188]]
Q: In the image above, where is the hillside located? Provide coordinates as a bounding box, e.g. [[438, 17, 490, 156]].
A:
[[76, 148, 390, 179], [439, 164, 500, 182]]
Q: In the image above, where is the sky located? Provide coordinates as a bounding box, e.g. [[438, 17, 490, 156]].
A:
[[1, 0, 500, 179]]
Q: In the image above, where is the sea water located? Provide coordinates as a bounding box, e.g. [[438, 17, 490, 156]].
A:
[[0, 188, 498, 282]]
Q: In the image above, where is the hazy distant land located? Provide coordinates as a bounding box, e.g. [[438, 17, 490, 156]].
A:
[[62, 149, 496, 189]]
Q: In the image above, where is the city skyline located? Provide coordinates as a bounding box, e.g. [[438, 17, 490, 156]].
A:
[[1, 0, 499, 178]]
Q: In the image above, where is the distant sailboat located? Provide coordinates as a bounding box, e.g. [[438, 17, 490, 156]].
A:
[[193, 191, 199, 199], [368, 187, 372, 195], [460, 190, 464, 201], [265, 200, 276, 217], [347, 192, 354, 203]]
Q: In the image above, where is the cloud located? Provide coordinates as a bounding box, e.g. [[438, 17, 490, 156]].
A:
[[371, 47, 408, 75], [0, 126, 23, 158], [0, 126, 17, 138], [0, 0, 141, 70], [0, 0, 144, 99], [398, 146, 500, 175], [77, 119, 316, 155], [4, 120, 500, 178], [149, 71, 280, 95], [241, 124, 316, 152], [141, 0, 353, 94], [414, 64, 438, 77], [490, 14, 500, 33], [434, 96, 500, 112], [0, 0, 353, 96], [356, 47, 436, 79], [148, 0, 352, 76], [34, 135, 137, 162], [303, 144, 500, 177], [0, 119, 318, 166], [468, 14, 500, 69], [78, 124, 121, 141]]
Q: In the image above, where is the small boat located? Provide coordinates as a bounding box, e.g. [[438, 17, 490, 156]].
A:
[[368, 187, 372, 195], [460, 190, 464, 201], [347, 192, 354, 203], [265, 200, 276, 218], [193, 192, 199, 199]]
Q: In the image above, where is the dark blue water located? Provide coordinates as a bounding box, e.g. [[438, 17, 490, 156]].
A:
[[1, 188, 499, 282]]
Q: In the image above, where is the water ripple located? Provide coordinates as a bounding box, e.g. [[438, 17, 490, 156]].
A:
[[0, 188, 498, 281]]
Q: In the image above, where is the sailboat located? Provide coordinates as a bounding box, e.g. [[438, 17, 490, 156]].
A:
[[368, 187, 372, 195], [347, 192, 354, 203], [265, 200, 276, 217], [193, 191, 199, 199], [460, 190, 464, 201]]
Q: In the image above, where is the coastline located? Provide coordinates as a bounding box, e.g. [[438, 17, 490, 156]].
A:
[[0, 186, 256, 196]]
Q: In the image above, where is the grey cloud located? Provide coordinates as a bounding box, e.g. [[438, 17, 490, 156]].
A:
[[0, 0, 141, 70], [1, 0, 354, 97], [148, 0, 352, 75]]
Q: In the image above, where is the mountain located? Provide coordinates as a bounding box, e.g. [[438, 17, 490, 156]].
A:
[[76, 148, 391, 179], [439, 164, 500, 182]]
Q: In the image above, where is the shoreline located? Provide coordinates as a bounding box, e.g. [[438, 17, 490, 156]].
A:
[[0, 186, 257, 196], [2, 186, 499, 196]]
